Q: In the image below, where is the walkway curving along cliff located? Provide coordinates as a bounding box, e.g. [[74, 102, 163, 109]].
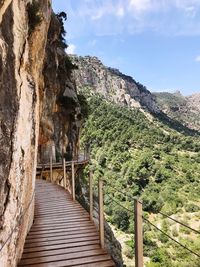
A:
[[18, 179, 115, 267]]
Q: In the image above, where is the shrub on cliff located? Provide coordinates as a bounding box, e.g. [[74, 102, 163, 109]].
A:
[[56, 12, 67, 49], [27, 1, 42, 34]]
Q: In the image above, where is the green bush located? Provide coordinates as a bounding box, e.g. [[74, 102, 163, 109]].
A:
[[27, 1, 42, 34], [111, 207, 130, 231], [185, 203, 199, 213]]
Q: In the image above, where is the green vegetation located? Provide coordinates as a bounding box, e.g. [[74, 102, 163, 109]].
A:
[[56, 12, 68, 49], [80, 89, 200, 266], [27, 1, 42, 34], [153, 92, 200, 132]]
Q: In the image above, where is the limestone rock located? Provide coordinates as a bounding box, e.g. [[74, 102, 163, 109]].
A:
[[0, 1, 51, 266], [154, 91, 200, 131], [72, 55, 161, 114], [38, 14, 81, 164]]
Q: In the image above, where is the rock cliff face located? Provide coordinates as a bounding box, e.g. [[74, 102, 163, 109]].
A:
[[0, 2, 125, 266], [0, 1, 81, 266], [72, 55, 160, 114], [153, 91, 200, 131], [0, 1, 51, 266], [38, 14, 82, 164]]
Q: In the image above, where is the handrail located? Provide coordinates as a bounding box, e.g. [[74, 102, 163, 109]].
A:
[[39, 152, 200, 265], [101, 180, 200, 264], [158, 211, 200, 235], [37, 156, 89, 169], [143, 217, 200, 258]]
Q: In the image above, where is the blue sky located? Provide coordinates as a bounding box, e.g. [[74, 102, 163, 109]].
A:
[[52, 0, 200, 96]]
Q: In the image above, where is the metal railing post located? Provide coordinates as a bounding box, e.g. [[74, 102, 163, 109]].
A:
[[71, 161, 75, 201], [89, 172, 93, 221], [134, 199, 143, 267], [98, 179, 104, 249], [84, 147, 86, 161], [63, 158, 66, 189], [50, 151, 53, 182]]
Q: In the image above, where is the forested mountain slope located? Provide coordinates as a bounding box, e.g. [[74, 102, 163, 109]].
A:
[[153, 91, 200, 132], [80, 91, 200, 267]]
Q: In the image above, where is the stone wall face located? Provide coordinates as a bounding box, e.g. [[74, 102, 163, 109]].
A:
[[0, 1, 51, 266], [38, 14, 82, 164], [72, 55, 160, 114]]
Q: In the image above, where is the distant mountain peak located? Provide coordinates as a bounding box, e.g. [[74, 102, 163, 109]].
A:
[[153, 91, 200, 131], [174, 90, 183, 97]]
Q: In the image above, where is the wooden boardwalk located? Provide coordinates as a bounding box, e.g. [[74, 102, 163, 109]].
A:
[[18, 180, 115, 267], [37, 155, 89, 171]]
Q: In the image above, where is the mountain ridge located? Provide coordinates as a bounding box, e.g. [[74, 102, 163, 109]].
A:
[[153, 91, 200, 132], [71, 55, 160, 114], [72, 55, 200, 134]]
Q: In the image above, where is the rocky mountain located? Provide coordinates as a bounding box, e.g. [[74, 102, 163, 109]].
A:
[[0, 2, 122, 266], [153, 91, 200, 131], [71, 56, 160, 114], [0, 1, 81, 265]]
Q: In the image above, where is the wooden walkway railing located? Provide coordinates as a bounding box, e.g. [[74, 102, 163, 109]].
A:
[[18, 180, 116, 266]]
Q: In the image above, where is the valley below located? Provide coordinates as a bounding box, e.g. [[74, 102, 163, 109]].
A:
[[72, 57, 200, 266]]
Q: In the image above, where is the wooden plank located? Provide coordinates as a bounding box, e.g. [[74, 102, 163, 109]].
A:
[[75, 261, 115, 267], [28, 228, 96, 238], [34, 212, 89, 220], [35, 204, 87, 211], [23, 240, 100, 253], [21, 244, 101, 259], [33, 217, 90, 225], [24, 235, 99, 249], [34, 213, 89, 220], [19, 255, 112, 267], [34, 209, 87, 217], [25, 232, 99, 244], [19, 248, 107, 265], [19, 179, 115, 266], [30, 221, 95, 231], [34, 208, 88, 215], [27, 227, 97, 239]]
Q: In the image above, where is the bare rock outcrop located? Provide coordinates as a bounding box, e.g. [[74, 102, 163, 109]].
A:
[[72, 55, 160, 114], [38, 14, 82, 164], [0, 3, 124, 267], [154, 91, 200, 131], [0, 1, 51, 266]]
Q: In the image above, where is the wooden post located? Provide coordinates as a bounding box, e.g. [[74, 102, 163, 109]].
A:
[[50, 151, 53, 182], [98, 179, 104, 249], [63, 158, 66, 189], [89, 172, 93, 221], [71, 161, 75, 201], [134, 199, 143, 267]]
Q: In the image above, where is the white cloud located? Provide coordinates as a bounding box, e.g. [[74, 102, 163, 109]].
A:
[[66, 44, 76, 54], [195, 55, 200, 62], [116, 6, 125, 17], [66, 0, 200, 37], [128, 0, 152, 12], [90, 2, 125, 20]]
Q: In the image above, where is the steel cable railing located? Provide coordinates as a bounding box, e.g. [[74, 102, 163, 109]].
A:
[[158, 210, 200, 235], [143, 217, 200, 258], [94, 178, 200, 263]]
